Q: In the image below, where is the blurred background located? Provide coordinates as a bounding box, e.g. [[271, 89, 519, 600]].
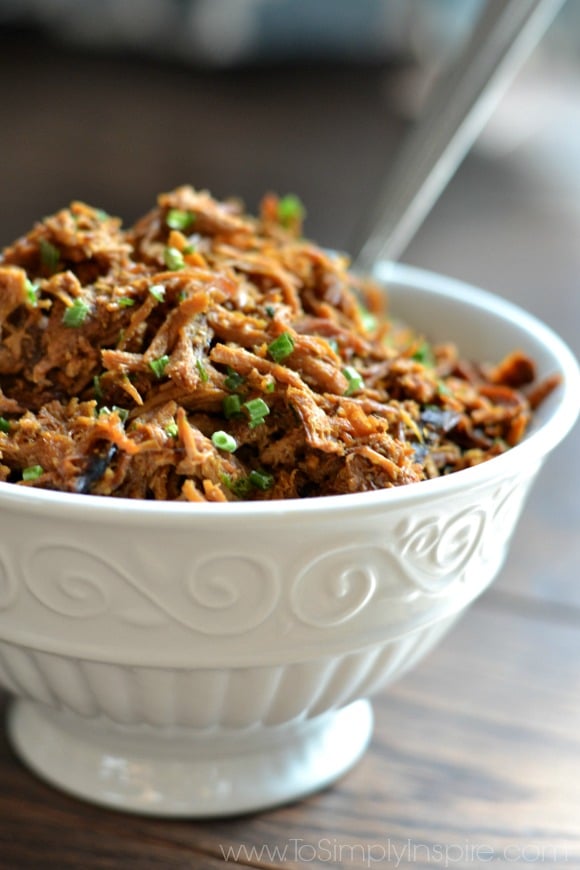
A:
[[0, 0, 578, 408], [0, 0, 578, 267], [0, 1, 578, 372]]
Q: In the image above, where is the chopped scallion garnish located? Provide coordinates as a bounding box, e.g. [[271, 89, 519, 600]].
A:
[[39, 239, 60, 272], [221, 473, 253, 498], [268, 331, 295, 363], [112, 406, 129, 422], [212, 430, 237, 452], [117, 296, 135, 308], [97, 405, 128, 420], [243, 397, 270, 428], [148, 354, 170, 379], [265, 304, 276, 318], [343, 365, 364, 396], [166, 209, 195, 231], [0, 417, 10, 433], [25, 278, 39, 307], [62, 298, 90, 328], [223, 394, 242, 418], [224, 368, 244, 391], [22, 464, 43, 481], [196, 359, 209, 383], [165, 420, 179, 438], [412, 341, 435, 366], [249, 469, 273, 491], [277, 194, 305, 227], [149, 284, 166, 302], [222, 468, 274, 496], [358, 305, 378, 333], [327, 338, 339, 354], [93, 374, 103, 400], [163, 246, 185, 271]]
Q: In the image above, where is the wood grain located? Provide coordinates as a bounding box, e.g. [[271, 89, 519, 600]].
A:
[[1, 598, 578, 869]]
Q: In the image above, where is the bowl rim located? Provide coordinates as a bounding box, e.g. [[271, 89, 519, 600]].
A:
[[1, 262, 578, 524]]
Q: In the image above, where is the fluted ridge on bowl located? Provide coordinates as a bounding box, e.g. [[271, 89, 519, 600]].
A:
[[0, 617, 456, 729]]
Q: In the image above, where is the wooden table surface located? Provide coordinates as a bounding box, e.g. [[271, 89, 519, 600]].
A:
[[0, 33, 579, 870]]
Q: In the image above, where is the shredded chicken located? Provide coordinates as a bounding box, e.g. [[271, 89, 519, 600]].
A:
[[0, 186, 560, 501]]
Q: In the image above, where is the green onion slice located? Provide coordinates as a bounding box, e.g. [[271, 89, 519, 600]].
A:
[[62, 298, 90, 327], [212, 430, 237, 452], [117, 296, 135, 308], [39, 239, 60, 272], [112, 406, 129, 422], [223, 394, 242, 419], [22, 464, 44, 481], [93, 375, 103, 400], [166, 209, 195, 231], [358, 305, 378, 333], [165, 420, 179, 438], [243, 397, 270, 428], [268, 332, 295, 363], [0, 417, 10, 434], [149, 284, 166, 302], [196, 359, 209, 383], [249, 469, 273, 491], [277, 194, 305, 227], [412, 341, 435, 366], [163, 246, 185, 271], [148, 354, 170, 379], [343, 365, 364, 396], [98, 406, 127, 421], [224, 368, 244, 391], [221, 473, 252, 498], [25, 278, 39, 306]]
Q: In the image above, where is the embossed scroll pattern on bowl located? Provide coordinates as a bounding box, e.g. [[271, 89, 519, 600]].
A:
[[3, 476, 529, 639]]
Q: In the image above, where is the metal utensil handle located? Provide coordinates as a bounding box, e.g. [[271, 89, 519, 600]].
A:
[[353, 0, 567, 272]]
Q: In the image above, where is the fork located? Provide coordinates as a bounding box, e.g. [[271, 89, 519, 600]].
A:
[[352, 0, 567, 272]]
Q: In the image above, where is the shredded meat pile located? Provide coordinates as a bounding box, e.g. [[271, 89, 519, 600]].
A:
[[0, 186, 559, 501]]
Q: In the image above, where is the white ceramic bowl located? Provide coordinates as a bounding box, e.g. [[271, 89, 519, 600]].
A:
[[0, 263, 578, 817]]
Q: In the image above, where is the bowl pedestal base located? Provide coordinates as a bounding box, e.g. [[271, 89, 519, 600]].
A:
[[7, 697, 373, 817]]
